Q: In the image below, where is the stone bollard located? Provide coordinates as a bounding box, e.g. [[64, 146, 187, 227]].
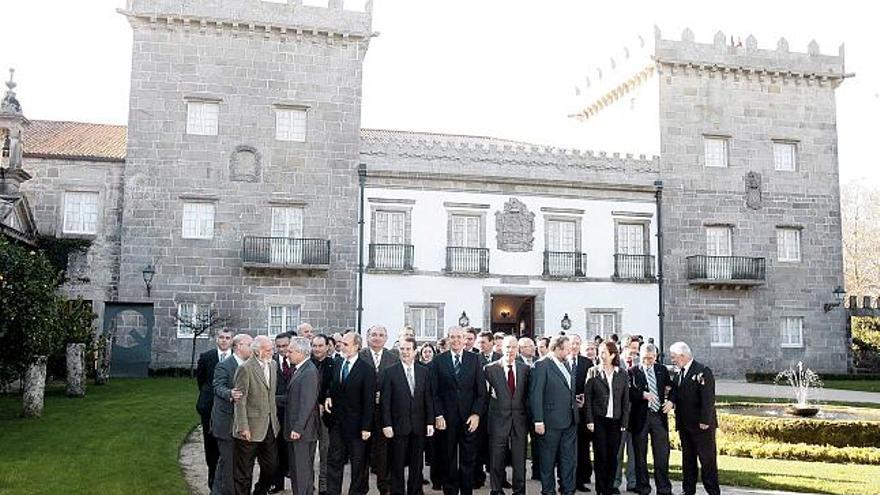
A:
[[22, 355, 48, 418], [95, 342, 111, 385], [66, 343, 86, 398]]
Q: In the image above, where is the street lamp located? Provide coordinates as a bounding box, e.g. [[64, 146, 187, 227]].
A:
[[823, 286, 846, 312], [142, 264, 156, 298], [458, 311, 470, 327], [561, 313, 572, 331]]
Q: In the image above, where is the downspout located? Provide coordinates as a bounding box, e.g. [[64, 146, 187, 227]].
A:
[[357, 163, 367, 336], [654, 180, 665, 362]]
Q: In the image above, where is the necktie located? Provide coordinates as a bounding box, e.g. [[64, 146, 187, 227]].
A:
[[220, 352, 228, 362], [282, 359, 291, 380], [406, 366, 415, 396], [562, 360, 573, 387], [507, 365, 515, 395], [341, 359, 350, 382], [453, 354, 461, 376], [645, 366, 660, 412], [373, 352, 381, 370]]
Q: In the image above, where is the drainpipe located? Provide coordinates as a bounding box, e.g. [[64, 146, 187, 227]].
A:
[[357, 163, 367, 336], [654, 180, 665, 362]]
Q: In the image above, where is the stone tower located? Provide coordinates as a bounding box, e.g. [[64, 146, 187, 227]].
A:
[[117, 0, 373, 364], [656, 29, 849, 374]]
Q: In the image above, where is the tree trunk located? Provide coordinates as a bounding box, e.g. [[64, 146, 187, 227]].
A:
[[95, 338, 111, 385], [22, 356, 48, 418], [66, 343, 86, 398], [191, 335, 198, 378]]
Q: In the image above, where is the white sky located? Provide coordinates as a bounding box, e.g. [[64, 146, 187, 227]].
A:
[[1, 0, 877, 185]]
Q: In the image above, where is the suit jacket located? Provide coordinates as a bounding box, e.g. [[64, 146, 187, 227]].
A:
[[583, 365, 631, 426], [528, 357, 578, 430], [324, 356, 376, 439], [431, 350, 487, 423], [627, 363, 672, 433], [233, 357, 280, 442], [196, 348, 221, 419], [284, 359, 321, 442], [485, 359, 530, 437], [515, 355, 537, 368], [274, 354, 293, 414], [211, 355, 240, 440], [670, 360, 718, 431], [380, 361, 434, 436], [478, 351, 502, 366], [360, 347, 400, 404], [570, 355, 590, 396]]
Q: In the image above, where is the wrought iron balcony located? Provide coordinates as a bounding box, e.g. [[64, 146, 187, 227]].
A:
[[686, 255, 765, 288], [445, 247, 489, 275], [543, 251, 587, 278], [368, 243, 414, 271], [242, 236, 330, 270], [613, 254, 656, 281]]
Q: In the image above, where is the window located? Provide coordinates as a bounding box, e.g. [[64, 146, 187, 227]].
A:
[[451, 214, 481, 247], [182, 202, 215, 239], [781, 317, 804, 348], [268, 305, 300, 337], [616, 223, 645, 255], [774, 142, 797, 171], [269, 207, 304, 264], [589, 312, 618, 337], [777, 228, 801, 262], [63, 191, 99, 235], [710, 315, 734, 347], [705, 226, 733, 279], [375, 210, 406, 244], [408, 306, 439, 340], [186, 101, 219, 136], [547, 220, 576, 252], [704, 137, 728, 168], [275, 108, 307, 142], [177, 303, 211, 338]]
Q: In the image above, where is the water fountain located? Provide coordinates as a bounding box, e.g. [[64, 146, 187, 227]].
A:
[[775, 361, 822, 417]]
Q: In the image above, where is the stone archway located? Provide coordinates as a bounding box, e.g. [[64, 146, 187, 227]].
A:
[[103, 302, 155, 377]]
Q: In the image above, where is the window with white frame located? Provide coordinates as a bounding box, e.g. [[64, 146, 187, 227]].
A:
[[781, 317, 804, 348], [547, 219, 577, 252], [375, 210, 406, 244], [616, 223, 645, 255], [777, 228, 801, 262], [773, 142, 797, 171], [589, 312, 618, 337], [451, 214, 481, 247], [408, 305, 440, 340], [275, 108, 307, 142], [186, 101, 219, 136], [63, 191, 99, 235], [182, 202, 215, 239], [268, 305, 300, 337], [177, 302, 211, 338], [710, 315, 734, 347], [704, 136, 728, 168]]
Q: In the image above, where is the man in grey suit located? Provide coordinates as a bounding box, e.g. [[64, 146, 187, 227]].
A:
[[529, 335, 579, 495], [211, 333, 254, 495], [283, 337, 321, 495], [233, 335, 281, 495], [484, 335, 530, 495]]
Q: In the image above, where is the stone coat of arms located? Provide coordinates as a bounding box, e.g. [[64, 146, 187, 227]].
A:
[[495, 198, 535, 252]]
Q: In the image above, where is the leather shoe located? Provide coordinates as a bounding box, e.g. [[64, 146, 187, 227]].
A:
[[503, 480, 513, 488], [576, 485, 591, 492], [267, 486, 283, 494]]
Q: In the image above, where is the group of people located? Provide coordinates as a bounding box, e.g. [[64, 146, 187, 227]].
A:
[[195, 323, 721, 495]]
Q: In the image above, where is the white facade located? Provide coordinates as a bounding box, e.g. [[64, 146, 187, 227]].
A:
[[362, 187, 659, 344]]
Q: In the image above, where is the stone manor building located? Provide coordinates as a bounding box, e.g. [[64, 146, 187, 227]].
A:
[[0, 0, 849, 376]]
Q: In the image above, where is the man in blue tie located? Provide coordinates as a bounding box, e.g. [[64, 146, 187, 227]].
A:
[[627, 344, 673, 495]]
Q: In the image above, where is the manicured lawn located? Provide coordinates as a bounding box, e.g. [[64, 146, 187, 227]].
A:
[[821, 379, 880, 393], [0, 378, 197, 495]]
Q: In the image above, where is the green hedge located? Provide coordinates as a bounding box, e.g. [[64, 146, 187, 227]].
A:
[[669, 433, 880, 465], [718, 411, 880, 448], [745, 372, 880, 382]]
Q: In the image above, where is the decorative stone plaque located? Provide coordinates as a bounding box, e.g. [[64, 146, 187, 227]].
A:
[[495, 198, 535, 252], [745, 171, 762, 210], [230, 145, 261, 182]]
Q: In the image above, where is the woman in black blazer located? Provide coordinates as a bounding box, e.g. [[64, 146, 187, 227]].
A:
[[584, 341, 631, 495]]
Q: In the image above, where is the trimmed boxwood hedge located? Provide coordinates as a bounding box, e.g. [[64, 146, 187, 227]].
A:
[[717, 409, 880, 448], [669, 432, 880, 465]]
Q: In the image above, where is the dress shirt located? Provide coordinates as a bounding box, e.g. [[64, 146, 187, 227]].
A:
[[218, 349, 230, 362], [499, 356, 517, 388], [233, 354, 245, 366], [551, 355, 572, 388], [341, 355, 359, 381], [679, 359, 693, 384], [603, 367, 617, 418]]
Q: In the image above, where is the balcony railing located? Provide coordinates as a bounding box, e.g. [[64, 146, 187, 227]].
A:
[[242, 236, 330, 269], [543, 251, 587, 278], [368, 243, 414, 271], [686, 255, 765, 287], [613, 254, 656, 280], [445, 247, 489, 274]]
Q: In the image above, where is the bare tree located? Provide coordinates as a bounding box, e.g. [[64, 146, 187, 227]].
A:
[[841, 181, 880, 296], [174, 308, 234, 377]]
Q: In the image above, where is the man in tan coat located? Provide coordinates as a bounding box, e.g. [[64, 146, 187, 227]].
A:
[[233, 335, 280, 495]]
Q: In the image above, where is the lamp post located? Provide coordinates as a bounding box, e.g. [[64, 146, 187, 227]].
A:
[[823, 286, 846, 312], [142, 264, 156, 298], [561, 313, 572, 331]]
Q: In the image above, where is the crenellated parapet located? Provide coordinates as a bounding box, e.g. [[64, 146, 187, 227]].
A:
[[119, 0, 373, 42], [654, 26, 849, 86]]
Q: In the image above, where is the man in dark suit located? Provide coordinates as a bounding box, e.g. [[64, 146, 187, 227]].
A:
[[513, 337, 539, 481], [567, 335, 592, 493], [211, 333, 253, 495], [312, 334, 336, 495], [269, 332, 294, 493], [197, 329, 233, 491], [474, 330, 500, 488], [529, 335, 579, 495], [432, 326, 488, 495], [283, 337, 321, 495], [668, 342, 720, 495], [233, 335, 280, 495], [360, 325, 400, 495], [324, 331, 377, 495], [627, 343, 673, 495], [484, 335, 530, 495], [381, 336, 435, 495]]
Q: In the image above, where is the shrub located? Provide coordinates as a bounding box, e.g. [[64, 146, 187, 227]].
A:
[[717, 408, 880, 448], [715, 436, 880, 465]]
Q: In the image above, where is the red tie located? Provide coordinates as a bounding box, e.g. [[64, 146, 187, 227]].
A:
[[507, 365, 515, 395], [282, 359, 291, 380]]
